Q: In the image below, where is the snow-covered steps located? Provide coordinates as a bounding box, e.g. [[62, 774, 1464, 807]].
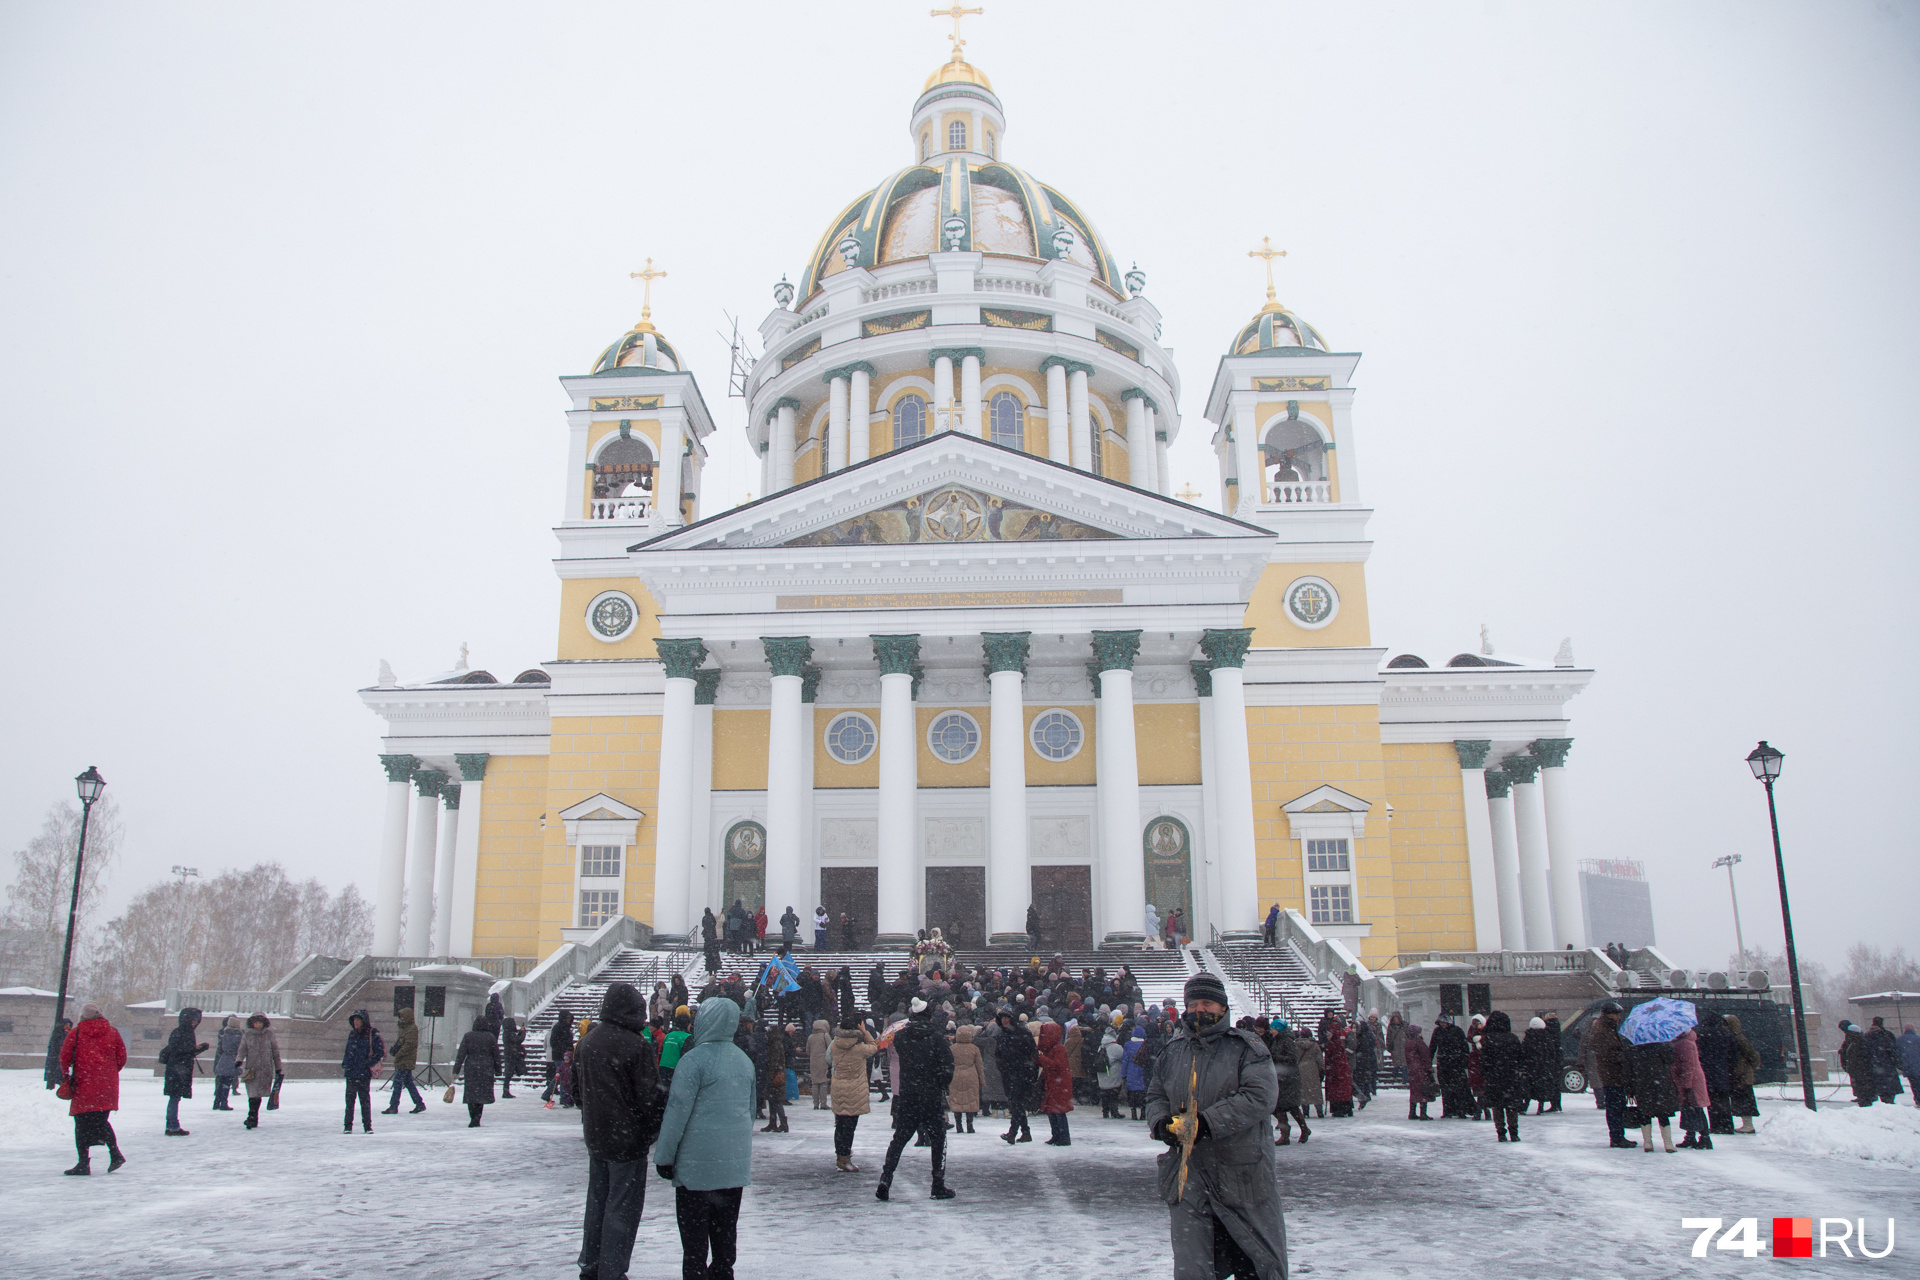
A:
[[1207, 941, 1346, 1030]]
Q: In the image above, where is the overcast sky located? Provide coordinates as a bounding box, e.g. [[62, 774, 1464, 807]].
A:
[[2, 2, 1914, 974]]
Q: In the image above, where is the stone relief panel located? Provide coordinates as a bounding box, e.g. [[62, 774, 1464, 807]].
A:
[[923, 816, 984, 863], [1030, 815, 1092, 863], [819, 818, 878, 862]]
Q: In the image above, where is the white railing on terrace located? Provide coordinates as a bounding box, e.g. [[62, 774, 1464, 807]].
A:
[[861, 278, 938, 304], [589, 495, 653, 521], [168, 954, 536, 1020], [1087, 295, 1126, 321], [490, 914, 655, 1022], [1265, 480, 1333, 505], [975, 276, 1052, 297], [794, 303, 830, 327]]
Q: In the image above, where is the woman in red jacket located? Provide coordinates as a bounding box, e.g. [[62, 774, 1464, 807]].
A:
[[1037, 1021, 1074, 1146], [1323, 1017, 1355, 1117], [57, 1002, 127, 1175], [1669, 1028, 1714, 1150]]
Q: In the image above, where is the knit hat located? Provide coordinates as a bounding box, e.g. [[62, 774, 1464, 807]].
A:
[[910, 997, 929, 1014], [80, 1002, 102, 1020], [1183, 972, 1229, 1008], [1528, 1016, 1546, 1030]]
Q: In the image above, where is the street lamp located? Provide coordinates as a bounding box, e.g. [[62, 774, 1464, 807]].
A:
[[1746, 740, 1815, 1112], [1711, 853, 1746, 969], [44, 767, 105, 1088]]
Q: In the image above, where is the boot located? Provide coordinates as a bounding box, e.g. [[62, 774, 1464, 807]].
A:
[[1001, 1128, 1018, 1144], [380, 1106, 399, 1115], [1298, 1122, 1310, 1143], [966, 1115, 975, 1133], [107, 1149, 125, 1172], [1677, 1133, 1696, 1149], [64, 1158, 89, 1176], [1508, 1113, 1520, 1143], [1737, 1119, 1755, 1134], [1641, 1125, 1654, 1152], [1017, 1123, 1033, 1142], [836, 1155, 859, 1173], [410, 1104, 426, 1114], [1661, 1122, 1676, 1153], [931, 1183, 956, 1200], [874, 1179, 891, 1201], [1276, 1133, 1290, 1145], [1696, 1133, 1713, 1150], [779, 1117, 789, 1133], [167, 1128, 190, 1137]]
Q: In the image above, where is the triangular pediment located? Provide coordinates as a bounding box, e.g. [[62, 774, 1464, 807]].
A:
[[558, 793, 644, 822], [1282, 784, 1373, 815], [631, 433, 1269, 553]]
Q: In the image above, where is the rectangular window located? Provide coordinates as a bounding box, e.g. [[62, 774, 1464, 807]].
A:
[[1309, 884, 1353, 925], [580, 845, 622, 878], [579, 889, 621, 929], [1306, 838, 1349, 872]]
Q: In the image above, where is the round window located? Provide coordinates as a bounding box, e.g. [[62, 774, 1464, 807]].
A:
[[926, 711, 980, 764], [1029, 709, 1084, 762], [586, 590, 639, 642], [824, 712, 878, 764]]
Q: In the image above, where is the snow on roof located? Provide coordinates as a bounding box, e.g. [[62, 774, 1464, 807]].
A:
[[0, 986, 59, 998], [1849, 991, 1920, 1002]]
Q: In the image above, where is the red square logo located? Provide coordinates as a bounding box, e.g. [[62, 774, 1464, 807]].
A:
[[1773, 1218, 1813, 1259]]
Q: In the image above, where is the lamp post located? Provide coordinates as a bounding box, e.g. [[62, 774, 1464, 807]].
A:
[[1711, 853, 1746, 969], [44, 767, 105, 1087], [1746, 740, 1815, 1112]]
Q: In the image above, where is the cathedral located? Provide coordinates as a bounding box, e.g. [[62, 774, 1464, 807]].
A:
[[360, 27, 1593, 972]]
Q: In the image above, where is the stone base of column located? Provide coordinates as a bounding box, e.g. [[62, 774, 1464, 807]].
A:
[[650, 931, 693, 948], [871, 932, 917, 952], [1100, 931, 1148, 948], [1217, 929, 1263, 945], [987, 932, 1031, 949]]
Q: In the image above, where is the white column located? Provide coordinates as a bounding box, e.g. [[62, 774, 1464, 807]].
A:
[[1534, 740, 1585, 949], [801, 669, 819, 938], [985, 644, 1031, 946], [1232, 397, 1261, 516], [1069, 367, 1091, 471], [374, 755, 415, 955], [652, 642, 703, 939], [848, 365, 871, 464], [960, 353, 982, 437], [402, 768, 441, 955], [1506, 756, 1553, 951], [1194, 667, 1223, 942], [448, 754, 486, 959], [1094, 634, 1146, 944], [1202, 631, 1259, 938], [932, 354, 954, 431], [1044, 362, 1069, 463], [688, 673, 717, 929], [1153, 411, 1171, 496], [773, 401, 797, 491], [826, 375, 848, 474], [873, 635, 920, 947], [1485, 769, 1525, 952], [1124, 393, 1152, 491], [762, 638, 811, 933], [1453, 742, 1502, 952], [433, 791, 459, 956], [657, 418, 684, 525]]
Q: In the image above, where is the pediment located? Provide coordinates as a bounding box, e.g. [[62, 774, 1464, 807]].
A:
[[558, 793, 644, 822], [632, 433, 1268, 553], [1282, 784, 1373, 815]]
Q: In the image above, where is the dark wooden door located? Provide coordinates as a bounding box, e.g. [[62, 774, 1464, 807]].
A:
[[820, 867, 878, 950], [925, 866, 986, 951], [1030, 865, 1093, 951]]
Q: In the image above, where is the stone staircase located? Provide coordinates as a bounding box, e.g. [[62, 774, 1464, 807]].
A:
[[1208, 941, 1346, 1029]]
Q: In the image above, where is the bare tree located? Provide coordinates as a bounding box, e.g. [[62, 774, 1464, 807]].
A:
[[0, 797, 122, 989]]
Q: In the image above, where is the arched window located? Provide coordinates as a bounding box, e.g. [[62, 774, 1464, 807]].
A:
[[988, 391, 1025, 450], [948, 120, 967, 151], [892, 394, 927, 449], [986, 128, 996, 159], [1090, 423, 1106, 477], [921, 131, 930, 162], [591, 433, 655, 500]]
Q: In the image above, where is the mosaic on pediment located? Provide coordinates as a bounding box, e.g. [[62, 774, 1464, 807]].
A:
[[783, 484, 1120, 547]]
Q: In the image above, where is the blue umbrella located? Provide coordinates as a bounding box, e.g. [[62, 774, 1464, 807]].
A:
[[1621, 996, 1698, 1045]]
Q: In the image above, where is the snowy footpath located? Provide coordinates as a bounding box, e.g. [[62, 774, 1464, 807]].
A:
[[1, 1070, 1914, 1279]]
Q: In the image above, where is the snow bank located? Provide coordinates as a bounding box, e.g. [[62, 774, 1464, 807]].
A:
[[1756, 1099, 1920, 1169]]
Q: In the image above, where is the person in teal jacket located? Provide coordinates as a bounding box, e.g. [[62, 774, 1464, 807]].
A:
[[655, 997, 755, 1280]]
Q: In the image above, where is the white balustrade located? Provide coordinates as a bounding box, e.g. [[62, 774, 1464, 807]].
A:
[[975, 276, 1052, 297], [589, 495, 654, 521], [861, 278, 938, 304], [1265, 479, 1333, 505]]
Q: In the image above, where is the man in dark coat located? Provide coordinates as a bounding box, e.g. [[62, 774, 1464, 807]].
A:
[[876, 997, 955, 1201], [501, 1017, 526, 1099], [157, 1007, 206, 1136], [1478, 1012, 1528, 1142], [1864, 1018, 1905, 1105], [1145, 972, 1286, 1280], [1428, 1016, 1472, 1119], [1025, 903, 1041, 949], [340, 1009, 385, 1133], [575, 982, 663, 1280], [1522, 1016, 1562, 1116], [1693, 1011, 1735, 1133], [1588, 1002, 1635, 1147], [381, 1006, 426, 1115], [546, 1014, 576, 1104], [701, 907, 721, 973], [452, 1014, 499, 1126], [994, 1010, 1038, 1143]]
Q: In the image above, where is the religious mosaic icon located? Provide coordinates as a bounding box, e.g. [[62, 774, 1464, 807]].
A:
[[1147, 819, 1186, 860], [588, 591, 637, 640], [1285, 577, 1337, 628], [921, 487, 987, 541], [726, 822, 764, 865]]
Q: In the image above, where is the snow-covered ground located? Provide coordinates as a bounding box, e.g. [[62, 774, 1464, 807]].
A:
[[1, 1070, 1913, 1279]]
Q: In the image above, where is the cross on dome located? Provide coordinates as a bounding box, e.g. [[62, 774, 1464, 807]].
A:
[[1248, 236, 1288, 310], [628, 258, 668, 332], [931, 4, 983, 62]]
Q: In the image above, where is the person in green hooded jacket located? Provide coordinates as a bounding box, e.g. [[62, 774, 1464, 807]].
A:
[[655, 997, 754, 1280]]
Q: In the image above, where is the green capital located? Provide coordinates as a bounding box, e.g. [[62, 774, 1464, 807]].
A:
[[982, 632, 1032, 676], [801, 666, 823, 704], [910, 665, 925, 701], [692, 669, 722, 706], [1502, 755, 1540, 785], [1483, 769, 1513, 800], [870, 634, 921, 676], [1090, 629, 1143, 673], [1189, 660, 1213, 698], [1086, 662, 1103, 699], [1200, 628, 1254, 670], [655, 637, 710, 681], [454, 753, 490, 783], [412, 768, 449, 798], [761, 636, 814, 678], [441, 785, 461, 812], [1453, 740, 1493, 771], [1529, 738, 1573, 770], [380, 753, 420, 784]]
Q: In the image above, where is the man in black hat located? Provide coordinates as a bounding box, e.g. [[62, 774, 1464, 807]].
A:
[[876, 996, 956, 1202], [1145, 972, 1286, 1279], [1589, 1000, 1635, 1149]]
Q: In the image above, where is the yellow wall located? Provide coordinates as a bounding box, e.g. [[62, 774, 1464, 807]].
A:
[[540, 714, 663, 953], [1136, 703, 1202, 785], [472, 755, 547, 959], [1380, 742, 1477, 956], [917, 705, 990, 786], [712, 709, 771, 791], [1242, 562, 1372, 649], [556, 578, 665, 659], [811, 706, 878, 789], [1026, 703, 1097, 786]]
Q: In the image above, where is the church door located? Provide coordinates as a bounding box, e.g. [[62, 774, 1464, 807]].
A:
[[721, 821, 766, 914], [1143, 816, 1194, 936], [820, 867, 878, 950], [925, 866, 985, 951], [1029, 865, 1092, 951]]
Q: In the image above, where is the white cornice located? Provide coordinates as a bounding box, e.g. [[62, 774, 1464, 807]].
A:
[[1203, 350, 1363, 424], [1377, 667, 1594, 740]]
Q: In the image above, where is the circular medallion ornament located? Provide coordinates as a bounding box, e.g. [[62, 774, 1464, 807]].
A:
[[927, 711, 981, 764], [920, 487, 986, 542], [587, 590, 639, 642], [1029, 709, 1084, 762], [1284, 576, 1339, 630]]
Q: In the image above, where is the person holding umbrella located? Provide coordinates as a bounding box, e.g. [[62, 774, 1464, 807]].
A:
[[1621, 997, 1696, 1154]]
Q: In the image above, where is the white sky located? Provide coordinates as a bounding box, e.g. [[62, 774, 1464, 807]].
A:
[[2, 2, 1914, 972]]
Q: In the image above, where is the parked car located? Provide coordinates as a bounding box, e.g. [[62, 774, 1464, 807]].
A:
[[1556, 991, 1790, 1093]]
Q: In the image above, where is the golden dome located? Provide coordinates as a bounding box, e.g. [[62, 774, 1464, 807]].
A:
[[925, 54, 992, 92]]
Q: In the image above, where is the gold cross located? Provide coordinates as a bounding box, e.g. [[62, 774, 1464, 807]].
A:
[[628, 258, 667, 325], [931, 4, 983, 60], [1248, 236, 1287, 303], [1176, 483, 1201, 504]]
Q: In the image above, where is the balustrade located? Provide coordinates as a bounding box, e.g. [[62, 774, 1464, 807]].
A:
[[589, 495, 654, 521], [1265, 479, 1333, 505]]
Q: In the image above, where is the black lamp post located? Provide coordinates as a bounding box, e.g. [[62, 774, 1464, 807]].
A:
[[1746, 741, 1815, 1111], [44, 767, 106, 1087]]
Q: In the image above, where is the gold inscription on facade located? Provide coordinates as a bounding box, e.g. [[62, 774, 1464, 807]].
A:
[[776, 589, 1124, 611], [589, 396, 664, 411], [1253, 377, 1330, 392]]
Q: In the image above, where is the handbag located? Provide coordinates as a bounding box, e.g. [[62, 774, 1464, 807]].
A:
[[443, 1085, 456, 1104], [56, 1079, 73, 1100]]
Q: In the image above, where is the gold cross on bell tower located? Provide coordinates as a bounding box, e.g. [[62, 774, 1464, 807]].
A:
[[628, 258, 667, 331], [1248, 236, 1287, 308], [931, 4, 983, 61]]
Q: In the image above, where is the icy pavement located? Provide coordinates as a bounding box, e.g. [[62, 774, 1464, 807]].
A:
[[1, 1070, 1912, 1279]]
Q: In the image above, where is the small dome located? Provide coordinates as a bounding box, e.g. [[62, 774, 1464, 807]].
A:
[[1386, 654, 1429, 669], [592, 324, 682, 375], [925, 54, 992, 92], [1445, 653, 1487, 667], [1231, 302, 1328, 356], [514, 669, 551, 685]]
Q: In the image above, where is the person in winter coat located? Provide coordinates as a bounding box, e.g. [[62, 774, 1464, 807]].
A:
[[1270, 1024, 1308, 1144], [546, 1014, 576, 1105], [1385, 1011, 1408, 1069], [753, 906, 769, 949], [452, 1013, 500, 1126], [1865, 1018, 1905, 1104], [1263, 903, 1281, 947], [949, 1025, 983, 1133], [1626, 1036, 1680, 1152], [1323, 1018, 1355, 1117], [57, 1002, 126, 1174], [1351, 1018, 1379, 1108], [660, 1009, 693, 1085], [501, 1017, 526, 1098], [381, 1006, 426, 1115], [157, 1007, 207, 1135], [876, 997, 957, 1200], [1403, 1023, 1434, 1120], [828, 1016, 877, 1172], [1693, 1011, 1735, 1134], [1589, 1002, 1635, 1147], [1669, 1028, 1713, 1149], [1523, 1016, 1562, 1116], [778, 905, 800, 949], [211, 1016, 243, 1111], [1341, 968, 1361, 1019], [235, 1012, 282, 1129], [1429, 1017, 1473, 1119], [339, 1009, 385, 1133], [701, 907, 722, 973], [1838, 1021, 1875, 1106], [655, 997, 756, 1279], [1897, 1024, 1920, 1107], [1121, 1025, 1151, 1120], [975, 1017, 1005, 1116], [760, 1023, 789, 1133], [1146, 972, 1286, 1280], [1294, 1028, 1325, 1117], [1725, 1013, 1762, 1133], [574, 982, 663, 1280], [806, 1019, 833, 1109], [1036, 1020, 1075, 1145], [1478, 1011, 1529, 1142], [995, 1010, 1039, 1144], [1095, 1027, 1126, 1118]]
